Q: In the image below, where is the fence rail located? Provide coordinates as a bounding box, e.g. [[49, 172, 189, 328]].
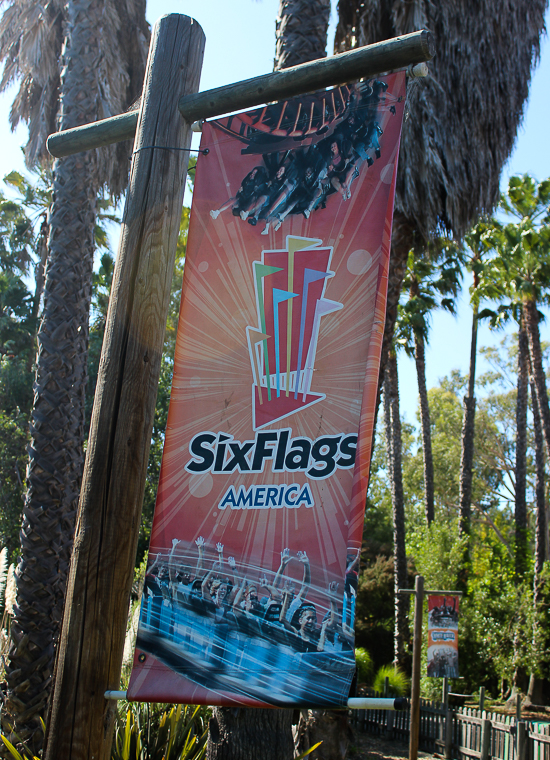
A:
[[350, 691, 550, 760]]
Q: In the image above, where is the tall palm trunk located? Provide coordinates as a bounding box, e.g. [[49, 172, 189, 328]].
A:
[[514, 311, 529, 579], [527, 367, 546, 705], [5, 2, 108, 750], [523, 296, 550, 463], [410, 260, 435, 527], [274, 0, 331, 70], [510, 316, 528, 695], [458, 299, 478, 537], [457, 297, 478, 592], [385, 349, 408, 668]]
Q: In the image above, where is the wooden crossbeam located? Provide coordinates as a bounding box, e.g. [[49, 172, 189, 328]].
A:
[[46, 29, 433, 158]]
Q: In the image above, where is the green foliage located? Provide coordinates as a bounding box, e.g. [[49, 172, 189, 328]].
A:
[[111, 702, 208, 760], [373, 665, 409, 696], [355, 647, 374, 684], [407, 521, 466, 591]]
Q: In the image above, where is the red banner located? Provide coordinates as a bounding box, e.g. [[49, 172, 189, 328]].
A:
[[128, 74, 406, 707], [427, 595, 459, 678]]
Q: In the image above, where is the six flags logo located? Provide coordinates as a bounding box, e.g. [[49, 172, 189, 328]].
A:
[[246, 236, 342, 431], [184, 236, 358, 498]]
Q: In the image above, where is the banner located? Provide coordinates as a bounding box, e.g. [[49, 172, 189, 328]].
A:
[[128, 74, 406, 707], [427, 595, 459, 678]]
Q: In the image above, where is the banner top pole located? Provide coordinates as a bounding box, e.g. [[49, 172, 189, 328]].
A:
[[46, 29, 433, 158]]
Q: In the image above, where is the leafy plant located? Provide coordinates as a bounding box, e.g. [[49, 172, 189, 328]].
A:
[[373, 665, 410, 696], [355, 647, 374, 685], [111, 702, 208, 760]]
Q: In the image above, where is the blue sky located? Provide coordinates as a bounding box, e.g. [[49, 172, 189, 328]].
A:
[[0, 0, 548, 422]]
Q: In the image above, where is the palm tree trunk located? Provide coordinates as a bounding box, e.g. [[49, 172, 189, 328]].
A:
[[527, 367, 546, 705], [385, 350, 408, 668], [274, 0, 331, 70], [514, 311, 529, 579], [458, 300, 478, 537], [523, 296, 550, 464], [4, 1, 102, 750], [414, 332, 434, 524], [457, 298, 478, 592]]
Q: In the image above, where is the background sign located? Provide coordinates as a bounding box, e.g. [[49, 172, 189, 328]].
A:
[[427, 595, 459, 678], [128, 73, 406, 706]]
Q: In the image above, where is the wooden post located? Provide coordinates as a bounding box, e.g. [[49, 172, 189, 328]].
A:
[[42, 14, 205, 760], [46, 29, 434, 158], [409, 575, 424, 760], [479, 686, 485, 713], [445, 708, 453, 759], [517, 721, 527, 760], [443, 677, 449, 707], [480, 718, 491, 760], [516, 694, 522, 723]]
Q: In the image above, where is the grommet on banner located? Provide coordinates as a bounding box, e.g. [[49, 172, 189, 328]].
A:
[[138, 652, 146, 663]]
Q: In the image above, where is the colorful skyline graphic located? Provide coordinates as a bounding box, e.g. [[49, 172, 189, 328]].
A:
[[247, 236, 343, 430]]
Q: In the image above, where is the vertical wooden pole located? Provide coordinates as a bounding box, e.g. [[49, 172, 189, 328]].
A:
[[444, 707, 453, 760], [517, 721, 526, 760], [479, 686, 485, 713], [43, 14, 205, 760], [480, 718, 491, 760], [443, 677, 449, 707], [409, 575, 424, 760]]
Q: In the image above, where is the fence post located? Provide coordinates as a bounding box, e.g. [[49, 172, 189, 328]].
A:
[[445, 708, 453, 760], [443, 677, 449, 707], [409, 575, 425, 760], [517, 721, 526, 760], [481, 718, 491, 760], [516, 695, 522, 723], [480, 687, 485, 713]]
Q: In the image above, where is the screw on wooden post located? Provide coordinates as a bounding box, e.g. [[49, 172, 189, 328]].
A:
[[409, 575, 424, 760], [42, 14, 205, 760]]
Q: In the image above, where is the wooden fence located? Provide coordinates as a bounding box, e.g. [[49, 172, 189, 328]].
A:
[[350, 694, 550, 760]]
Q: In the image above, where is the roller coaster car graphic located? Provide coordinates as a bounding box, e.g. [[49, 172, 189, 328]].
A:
[[247, 236, 342, 431], [209, 80, 402, 231]]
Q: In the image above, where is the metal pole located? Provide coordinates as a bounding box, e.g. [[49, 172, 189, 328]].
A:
[[46, 29, 434, 158], [409, 575, 424, 760]]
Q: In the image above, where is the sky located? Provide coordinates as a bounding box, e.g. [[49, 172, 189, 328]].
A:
[[0, 0, 548, 425]]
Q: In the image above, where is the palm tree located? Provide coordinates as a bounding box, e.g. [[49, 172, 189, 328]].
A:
[[397, 243, 463, 525], [482, 177, 550, 469], [334, 0, 547, 427], [384, 347, 408, 667], [0, 0, 149, 749]]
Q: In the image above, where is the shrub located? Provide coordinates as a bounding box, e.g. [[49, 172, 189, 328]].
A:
[[373, 664, 410, 696], [355, 647, 374, 685]]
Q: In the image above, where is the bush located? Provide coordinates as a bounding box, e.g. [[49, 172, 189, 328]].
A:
[[373, 665, 410, 696], [355, 647, 374, 685]]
